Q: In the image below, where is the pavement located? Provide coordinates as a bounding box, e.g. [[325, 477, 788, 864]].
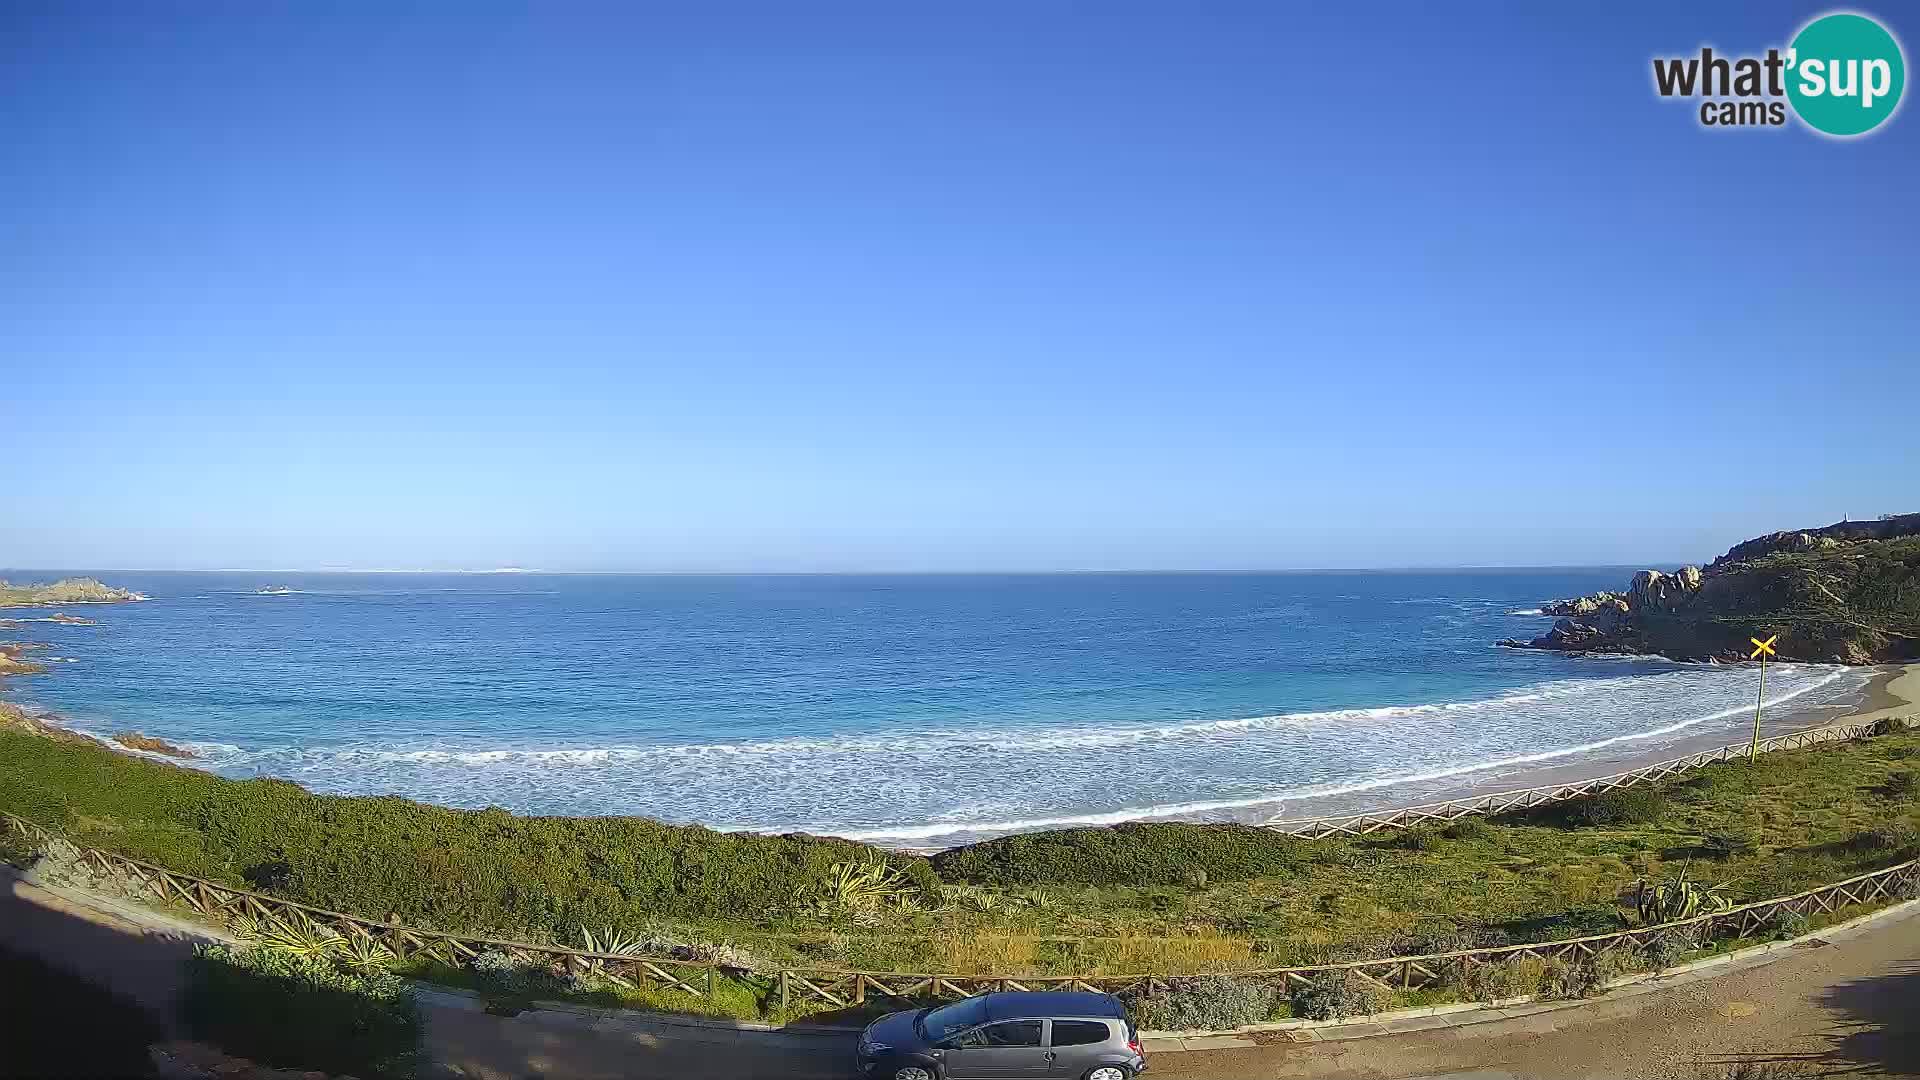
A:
[[4, 871, 1917, 1079]]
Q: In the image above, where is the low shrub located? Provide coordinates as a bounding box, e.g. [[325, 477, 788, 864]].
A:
[[931, 822, 1312, 887], [1844, 823, 1920, 854], [1536, 951, 1637, 1000], [1287, 970, 1393, 1022], [1553, 788, 1669, 828], [1641, 930, 1700, 970], [1122, 974, 1281, 1031], [1883, 770, 1917, 798], [1393, 827, 1443, 852], [1439, 817, 1491, 841], [469, 948, 534, 996], [1450, 955, 1548, 1002], [1759, 908, 1811, 941], [181, 944, 422, 1078]]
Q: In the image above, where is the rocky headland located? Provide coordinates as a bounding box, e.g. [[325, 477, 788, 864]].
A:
[[1500, 513, 1920, 664], [0, 577, 147, 607]]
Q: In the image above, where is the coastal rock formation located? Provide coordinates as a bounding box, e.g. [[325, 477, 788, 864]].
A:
[[1499, 514, 1920, 664], [1540, 592, 1628, 617], [0, 577, 147, 607], [1627, 565, 1703, 613]]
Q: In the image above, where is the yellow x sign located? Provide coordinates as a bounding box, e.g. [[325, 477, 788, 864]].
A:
[[1749, 635, 1778, 660]]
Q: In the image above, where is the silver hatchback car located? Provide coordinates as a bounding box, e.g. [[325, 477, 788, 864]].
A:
[[854, 991, 1147, 1080]]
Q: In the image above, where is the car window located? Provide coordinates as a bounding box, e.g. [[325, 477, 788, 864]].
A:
[[922, 998, 990, 1042], [1051, 1019, 1111, 1046], [980, 1020, 1043, 1047]]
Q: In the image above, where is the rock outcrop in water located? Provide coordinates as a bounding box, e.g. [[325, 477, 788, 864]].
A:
[[1500, 513, 1920, 664], [0, 578, 147, 607]]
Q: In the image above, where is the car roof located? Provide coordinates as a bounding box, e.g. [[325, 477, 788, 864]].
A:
[[982, 991, 1123, 1022]]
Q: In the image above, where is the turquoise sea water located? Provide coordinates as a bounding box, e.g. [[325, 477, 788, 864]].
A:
[[1, 570, 1869, 843]]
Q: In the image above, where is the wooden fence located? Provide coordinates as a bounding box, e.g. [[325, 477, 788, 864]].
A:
[[3, 712, 1916, 1011], [1264, 716, 1915, 837], [772, 856, 1920, 1006]]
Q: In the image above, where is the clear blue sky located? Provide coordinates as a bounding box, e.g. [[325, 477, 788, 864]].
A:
[[3, 3, 1914, 572]]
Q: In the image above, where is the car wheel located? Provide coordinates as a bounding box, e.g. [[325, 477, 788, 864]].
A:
[[1085, 1067, 1132, 1080], [891, 1068, 935, 1080]]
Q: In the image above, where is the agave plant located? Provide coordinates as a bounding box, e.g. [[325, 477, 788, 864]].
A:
[[1633, 865, 1732, 925], [1014, 888, 1059, 911], [792, 859, 917, 922], [233, 912, 345, 960], [578, 925, 649, 956], [961, 889, 1003, 914], [572, 925, 652, 987], [336, 933, 397, 972]]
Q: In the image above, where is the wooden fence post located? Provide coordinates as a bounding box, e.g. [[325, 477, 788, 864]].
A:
[[779, 970, 789, 1013]]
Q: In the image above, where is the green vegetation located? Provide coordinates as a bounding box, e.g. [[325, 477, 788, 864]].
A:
[[1287, 970, 1393, 1020], [1678, 534, 1920, 662], [1121, 974, 1286, 1029], [2, 721, 1917, 998], [181, 943, 422, 1078], [0, 577, 146, 606], [930, 822, 1313, 887], [1631, 867, 1732, 924], [0, 943, 163, 1078], [0, 727, 934, 929]]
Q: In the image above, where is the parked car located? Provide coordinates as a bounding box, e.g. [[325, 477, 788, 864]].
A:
[[854, 990, 1146, 1080]]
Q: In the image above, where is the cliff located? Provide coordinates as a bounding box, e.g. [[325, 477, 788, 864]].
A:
[[1500, 514, 1920, 664]]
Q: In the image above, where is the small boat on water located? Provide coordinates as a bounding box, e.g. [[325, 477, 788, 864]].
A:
[[255, 585, 295, 595]]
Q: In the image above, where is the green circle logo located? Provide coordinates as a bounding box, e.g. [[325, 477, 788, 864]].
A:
[[1787, 12, 1906, 136]]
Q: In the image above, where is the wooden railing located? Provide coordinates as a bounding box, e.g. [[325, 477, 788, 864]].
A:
[[4, 712, 1915, 1011], [772, 856, 1920, 1006], [1263, 717, 1915, 837]]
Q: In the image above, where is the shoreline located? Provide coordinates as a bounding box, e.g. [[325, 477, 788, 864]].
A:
[[1252, 661, 1918, 830], [10, 663, 1913, 850]]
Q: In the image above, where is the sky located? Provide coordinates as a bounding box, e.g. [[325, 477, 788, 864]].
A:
[[3, 2, 1916, 573]]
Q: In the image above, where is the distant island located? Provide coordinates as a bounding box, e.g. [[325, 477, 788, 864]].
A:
[[0, 577, 148, 607], [1502, 513, 1920, 664]]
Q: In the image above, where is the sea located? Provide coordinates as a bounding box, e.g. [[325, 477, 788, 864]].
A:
[[0, 569, 1873, 846]]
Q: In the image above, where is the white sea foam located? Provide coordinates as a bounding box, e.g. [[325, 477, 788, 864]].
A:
[[160, 663, 1869, 843], [1506, 608, 1546, 616]]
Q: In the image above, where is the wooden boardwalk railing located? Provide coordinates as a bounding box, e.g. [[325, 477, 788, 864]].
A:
[[1263, 717, 1914, 837], [3, 712, 1915, 1011]]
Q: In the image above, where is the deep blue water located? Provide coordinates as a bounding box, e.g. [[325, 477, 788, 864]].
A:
[[1, 570, 1868, 842]]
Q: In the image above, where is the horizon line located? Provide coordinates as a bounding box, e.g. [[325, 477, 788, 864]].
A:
[[4, 562, 1692, 576]]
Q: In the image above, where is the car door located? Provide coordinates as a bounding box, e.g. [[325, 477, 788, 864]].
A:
[[938, 1019, 1049, 1078], [1044, 1019, 1114, 1076]]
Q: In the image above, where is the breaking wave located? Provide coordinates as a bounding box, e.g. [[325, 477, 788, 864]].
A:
[[148, 664, 1866, 844]]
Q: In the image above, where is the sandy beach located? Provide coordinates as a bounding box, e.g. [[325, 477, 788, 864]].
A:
[[1259, 662, 1920, 827]]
